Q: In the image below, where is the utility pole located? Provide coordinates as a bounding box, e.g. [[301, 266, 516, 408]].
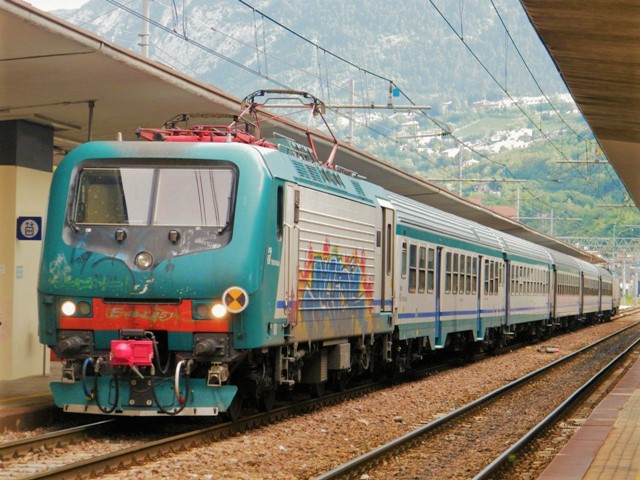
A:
[[458, 148, 463, 196], [348, 79, 355, 144], [139, 0, 150, 58]]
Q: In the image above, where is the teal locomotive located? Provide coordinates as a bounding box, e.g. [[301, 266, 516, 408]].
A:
[[38, 96, 619, 417]]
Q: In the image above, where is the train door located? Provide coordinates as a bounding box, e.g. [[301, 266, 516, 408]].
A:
[[579, 272, 585, 316], [550, 268, 557, 320], [476, 255, 484, 339], [379, 202, 396, 312], [504, 259, 511, 328], [434, 246, 443, 348], [547, 268, 553, 320], [479, 256, 488, 327], [598, 276, 603, 312], [282, 183, 300, 327]]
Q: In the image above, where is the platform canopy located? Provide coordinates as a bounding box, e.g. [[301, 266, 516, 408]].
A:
[[0, 0, 601, 262], [521, 0, 640, 208]]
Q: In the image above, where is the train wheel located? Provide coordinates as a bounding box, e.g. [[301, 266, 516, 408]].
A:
[[256, 381, 276, 412], [225, 392, 243, 421], [309, 381, 325, 398], [330, 371, 349, 392]]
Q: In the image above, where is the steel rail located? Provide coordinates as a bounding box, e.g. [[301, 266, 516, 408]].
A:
[[472, 332, 640, 480], [8, 318, 634, 479], [0, 419, 115, 460], [10, 347, 499, 479], [314, 321, 640, 480], [15, 377, 402, 480]]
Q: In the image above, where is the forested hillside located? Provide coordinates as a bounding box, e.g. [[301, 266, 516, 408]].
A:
[[55, 0, 637, 238]]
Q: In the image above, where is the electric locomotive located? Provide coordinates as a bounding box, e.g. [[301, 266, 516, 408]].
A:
[[38, 91, 618, 417], [38, 92, 393, 416]]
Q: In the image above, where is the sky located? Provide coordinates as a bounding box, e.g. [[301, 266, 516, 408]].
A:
[[26, 0, 89, 11]]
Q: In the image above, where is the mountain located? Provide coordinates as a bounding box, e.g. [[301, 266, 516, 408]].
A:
[[59, 0, 568, 108], [52, 0, 635, 240]]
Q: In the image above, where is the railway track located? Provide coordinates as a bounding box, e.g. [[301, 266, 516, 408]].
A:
[[1, 317, 635, 479], [0, 420, 115, 462], [0, 372, 417, 480], [315, 321, 640, 480], [0, 346, 536, 479]]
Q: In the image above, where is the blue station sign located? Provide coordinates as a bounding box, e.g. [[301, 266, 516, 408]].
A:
[[17, 216, 42, 241]]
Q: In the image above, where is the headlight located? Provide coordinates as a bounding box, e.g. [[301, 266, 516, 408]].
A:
[[135, 251, 153, 270], [211, 303, 227, 319], [60, 300, 76, 316], [77, 301, 91, 316]]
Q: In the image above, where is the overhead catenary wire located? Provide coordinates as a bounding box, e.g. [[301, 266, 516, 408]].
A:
[[105, 0, 291, 90], [102, 0, 552, 214], [100, 0, 626, 218], [229, 0, 589, 210], [426, 0, 606, 199]]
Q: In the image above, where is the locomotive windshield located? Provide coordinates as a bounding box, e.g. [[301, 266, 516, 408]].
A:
[[73, 166, 235, 227]]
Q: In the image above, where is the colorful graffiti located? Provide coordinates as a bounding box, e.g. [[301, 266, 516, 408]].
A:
[[298, 238, 374, 325]]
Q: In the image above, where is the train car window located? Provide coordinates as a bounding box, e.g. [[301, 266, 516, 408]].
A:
[[498, 263, 503, 287], [489, 260, 496, 295], [484, 260, 489, 295], [492, 261, 496, 295], [154, 168, 234, 226], [517, 265, 522, 295], [519, 266, 524, 294], [418, 246, 426, 293], [466, 256, 472, 294], [74, 168, 151, 225], [531, 268, 534, 294], [518, 266, 522, 295], [409, 244, 417, 293], [452, 253, 459, 294], [401, 241, 407, 279], [539, 270, 542, 295], [445, 252, 452, 294], [471, 257, 477, 295], [386, 224, 392, 275], [427, 248, 435, 293], [276, 186, 284, 240], [458, 255, 467, 295]]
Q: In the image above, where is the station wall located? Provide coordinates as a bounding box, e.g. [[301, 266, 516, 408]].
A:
[[0, 121, 53, 380]]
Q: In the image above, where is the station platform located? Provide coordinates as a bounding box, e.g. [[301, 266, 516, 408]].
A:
[[0, 362, 62, 432], [538, 353, 640, 479]]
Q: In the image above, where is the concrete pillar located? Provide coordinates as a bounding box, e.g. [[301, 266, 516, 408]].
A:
[[0, 120, 53, 380]]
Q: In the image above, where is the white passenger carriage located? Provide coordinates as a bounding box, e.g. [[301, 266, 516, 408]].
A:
[[578, 259, 602, 319], [501, 235, 552, 331]]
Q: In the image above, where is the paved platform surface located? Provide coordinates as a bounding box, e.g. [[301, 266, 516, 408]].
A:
[[538, 354, 640, 480], [0, 363, 61, 431]]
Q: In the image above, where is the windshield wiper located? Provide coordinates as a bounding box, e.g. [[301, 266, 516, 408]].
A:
[[216, 222, 230, 235]]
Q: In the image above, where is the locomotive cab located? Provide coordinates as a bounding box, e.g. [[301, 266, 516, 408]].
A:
[[38, 140, 275, 416]]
